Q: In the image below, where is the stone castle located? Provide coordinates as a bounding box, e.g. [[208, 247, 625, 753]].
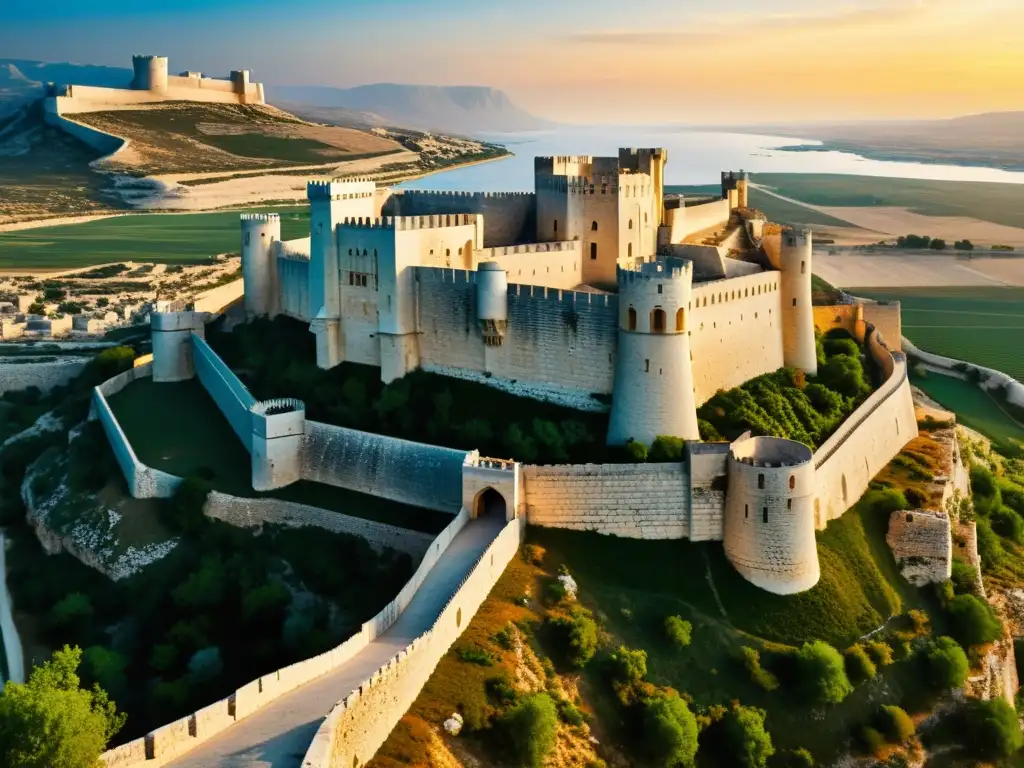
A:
[[146, 148, 916, 597]]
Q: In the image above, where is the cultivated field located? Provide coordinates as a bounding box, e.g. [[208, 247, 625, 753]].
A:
[[815, 253, 1024, 288], [853, 287, 1024, 380], [752, 173, 1024, 232], [0, 207, 309, 269]]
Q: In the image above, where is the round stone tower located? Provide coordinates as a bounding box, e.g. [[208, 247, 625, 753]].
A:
[[724, 437, 819, 594], [779, 227, 817, 375], [476, 262, 508, 346], [132, 55, 168, 93], [607, 263, 699, 446], [152, 311, 203, 383], [241, 213, 281, 318]]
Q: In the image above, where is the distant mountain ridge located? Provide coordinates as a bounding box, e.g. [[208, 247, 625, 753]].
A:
[[267, 83, 552, 134]]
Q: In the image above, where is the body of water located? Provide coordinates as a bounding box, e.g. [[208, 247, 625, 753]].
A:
[[402, 126, 1024, 192]]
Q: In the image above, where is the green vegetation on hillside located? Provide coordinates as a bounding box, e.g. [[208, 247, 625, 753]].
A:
[[751, 173, 1024, 230], [0, 206, 309, 269], [854, 287, 1024, 381]]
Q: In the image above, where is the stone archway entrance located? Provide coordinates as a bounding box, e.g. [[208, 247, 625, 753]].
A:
[[474, 487, 507, 520]]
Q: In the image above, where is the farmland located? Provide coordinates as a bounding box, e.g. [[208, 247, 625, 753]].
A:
[[852, 287, 1024, 380], [0, 206, 310, 269]]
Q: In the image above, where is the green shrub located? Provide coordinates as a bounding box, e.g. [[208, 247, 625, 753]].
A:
[[946, 593, 1002, 647], [797, 641, 853, 705], [650, 435, 685, 462], [741, 647, 779, 692], [723, 705, 775, 768], [643, 693, 699, 767], [624, 440, 648, 462], [976, 518, 1006, 567], [48, 593, 94, 636], [960, 698, 1023, 761], [823, 337, 860, 358], [523, 543, 545, 566], [609, 646, 647, 686], [877, 705, 915, 744], [457, 646, 495, 666], [925, 636, 969, 689], [865, 640, 895, 667], [992, 506, 1024, 543], [485, 674, 518, 706], [543, 580, 567, 605], [548, 608, 599, 668], [557, 698, 586, 726], [950, 558, 979, 596], [843, 644, 877, 682], [505, 693, 558, 768], [492, 623, 515, 651], [664, 615, 692, 649], [775, 748, 815, 768], [859, 725, 886, 754], [162, 476, 211, 534], [864, 488, 910, 515]]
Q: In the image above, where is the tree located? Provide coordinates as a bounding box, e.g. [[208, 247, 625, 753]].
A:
[[843, 644, 877, 682], [954, 239, 975, 252], [27, 301, 45, 315], [609, 646, 648, 686], [650, 435, 685, 462], [947, 594, 1002, 647], [644, 693, 699, 767], [502, 423, 538, 463], [187, 646, 224, 684], [624, 439, 648, 462], [549, 608, 599, 667], [665, 615, 693, 649], [48, 593, 94, 636], [57, 301, 82, 315], [163, 476, 211, 534], [877, 705, 914, 744], [925, 636, 969, 689], [82, 646, 128, 699], [929, 238, 947, 251], [96, 297, 110, 308], [505, 693, 558, 768], [961, 698, 1023, 760], [723, 705, 775, 768], [0, 645, 126, 768], [797, 641, 853, 705]]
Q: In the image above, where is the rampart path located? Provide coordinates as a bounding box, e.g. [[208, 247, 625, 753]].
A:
[[163, 516, 505, 768]]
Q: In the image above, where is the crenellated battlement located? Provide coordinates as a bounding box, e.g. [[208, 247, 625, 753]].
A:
[[476, 241, 580, 259], [338, 214, 479, 231], [252, 397, 305, 417], [414, 266, 615, 308], [398, 190, 534, 200], [307, 178, 377, 201], [618, 264, 690, 283], [240, 213, 280, 223]]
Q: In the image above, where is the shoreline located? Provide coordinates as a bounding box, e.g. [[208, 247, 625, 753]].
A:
[[0, 151, 512, 234]]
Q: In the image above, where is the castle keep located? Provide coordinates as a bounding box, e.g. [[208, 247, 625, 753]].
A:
[[149, 147, 907, 597]]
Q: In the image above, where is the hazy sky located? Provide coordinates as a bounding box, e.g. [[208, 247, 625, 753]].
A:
[[3, 0, 1022, 123]]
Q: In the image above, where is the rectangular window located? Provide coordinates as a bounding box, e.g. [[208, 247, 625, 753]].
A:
[[762, 507, 768, 523], [801, 261, 806, 274], [757, 473, 764, 489], [744, 504, 748, 519], [644, 359, 650, 373], [787, 499, 793, 510], [590, 243, 597, 260]]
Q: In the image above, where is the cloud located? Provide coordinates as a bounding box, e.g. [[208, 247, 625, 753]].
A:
[[564, 0, 981, 46]]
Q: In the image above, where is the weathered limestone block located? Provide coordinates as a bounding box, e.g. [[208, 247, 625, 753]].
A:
[[886, 509, 952, 586]]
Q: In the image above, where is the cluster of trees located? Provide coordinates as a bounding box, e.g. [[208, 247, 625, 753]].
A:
[[968, 461, 1024, 569], [896, 235, 948, 250], [209, 315, 612, 464], [697, 331, 871, 448], [6, 467, 413, 745]]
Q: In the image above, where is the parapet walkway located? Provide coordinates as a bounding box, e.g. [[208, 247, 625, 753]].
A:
[[164, 516, 506, 768]]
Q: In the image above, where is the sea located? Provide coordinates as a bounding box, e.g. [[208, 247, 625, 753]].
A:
[[400, 126, 1024, 192]]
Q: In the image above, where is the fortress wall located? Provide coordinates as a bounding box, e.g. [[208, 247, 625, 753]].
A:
[[304, 517, 523, 768], [902, 338, 1024, 410], [886, 509, 952, 586], [689, 272, 785, 404], [415, 268, 617, 401], [0, 358, 88, 396], [101, 510, 475, 768], [277, 255, 311, 321], [190, 333, 256, 451], [688, 443, 730, 541], [665, 198, 731, 243], [50, 82, 259, 114], [814, 305, 866, 341], [813, 330, 917, 525], [203, 491, 434, 558], [477, 243, 583, 290], [383, 191, 536, 247], [193, 279, 244, 315], [861, 302, 902, 352], [43, 100, 126, 156], [92, 363, 183, 499], [521, 463, 690, 539], [299, 421, 469, 514]]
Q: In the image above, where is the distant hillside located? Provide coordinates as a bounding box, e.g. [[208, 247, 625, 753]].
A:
[[717, 111, 1024, 172], [268, 83, 552, 134]]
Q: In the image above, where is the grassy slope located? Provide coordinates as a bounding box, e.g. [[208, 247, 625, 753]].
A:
[[853, 287, 1024, 381], [751, 173, 1024, 230], [107, 377, 451, 533], [0, 206, 310, 268]]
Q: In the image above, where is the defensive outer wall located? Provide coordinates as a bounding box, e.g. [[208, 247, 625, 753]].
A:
[[96, 293, 916, 765]]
